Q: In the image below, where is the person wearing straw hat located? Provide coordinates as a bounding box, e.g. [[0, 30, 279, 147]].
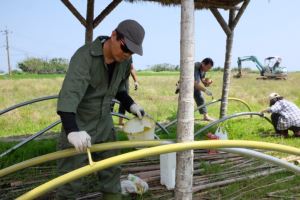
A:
[[56, 19, 145, 200], [261, 93, 300, 138]]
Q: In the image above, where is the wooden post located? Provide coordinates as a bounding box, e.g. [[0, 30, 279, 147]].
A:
[[220, 9, 235, 118], [85, 0, 94, 43], [210, 0, 250, 118], [93, 0, 122, 28], [61, 0, 121, 44], [175, 0, 195, 199]]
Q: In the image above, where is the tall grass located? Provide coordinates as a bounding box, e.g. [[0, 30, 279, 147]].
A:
[[1, 72, 300, 199], [0, 78, 62, 136], [1, 71, 300, 149]]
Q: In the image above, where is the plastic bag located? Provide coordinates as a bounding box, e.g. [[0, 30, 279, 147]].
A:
[[214, 126, 228, 140], [121, 180, 137, 195], [121, 174, 149, 195], [128, 174, 149, 194]]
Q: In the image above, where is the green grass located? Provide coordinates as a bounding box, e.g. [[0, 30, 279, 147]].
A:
[[212, 172, 300, 199], [1, 71, 300, 199], [1, 71, 300, 146], [0, 73, 65, 80], [0, 139, 56, 168], [136, 71, 179, 76]]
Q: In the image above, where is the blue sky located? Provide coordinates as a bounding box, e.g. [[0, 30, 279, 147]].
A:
[[0, 0, 299, 72]]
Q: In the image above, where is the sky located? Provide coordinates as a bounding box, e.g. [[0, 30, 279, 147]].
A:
[[0, 0, 300, 72]]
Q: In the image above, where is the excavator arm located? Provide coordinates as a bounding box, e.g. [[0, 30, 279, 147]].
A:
[[236, 56, 265, 77]]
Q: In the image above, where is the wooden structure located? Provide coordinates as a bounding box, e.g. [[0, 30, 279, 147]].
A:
[[2, 150, 298, 199], [61, 0, 122, 43], [60, 1, 250, 199], [61, 0, 250, 118]]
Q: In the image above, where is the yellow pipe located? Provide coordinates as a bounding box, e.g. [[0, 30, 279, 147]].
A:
[[17, 140, 300, 200], [0, 140, 172, 177], [228, 97, 252, 112]]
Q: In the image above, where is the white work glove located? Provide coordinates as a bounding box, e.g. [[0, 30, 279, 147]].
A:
[[134, 81, 139, 90], [67, 131, 91, 153], [130, 103, 145, 119], [204, 88, 213, 96]]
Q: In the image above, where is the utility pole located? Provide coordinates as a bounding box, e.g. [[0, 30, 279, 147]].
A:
[[1, 28, 12, 76]]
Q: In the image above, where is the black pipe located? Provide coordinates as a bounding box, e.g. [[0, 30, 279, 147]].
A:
[[155, 99, 221, 133], [0, 95, 58, 116], [0, 112, 133, 158], [194, 112, 272, 137], [0, 120, 61, 158]]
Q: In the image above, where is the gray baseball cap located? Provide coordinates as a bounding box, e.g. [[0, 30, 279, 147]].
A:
[[116, 19, 145, 56]]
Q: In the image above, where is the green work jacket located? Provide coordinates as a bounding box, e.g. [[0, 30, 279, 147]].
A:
[[57, 36, 132, 143]]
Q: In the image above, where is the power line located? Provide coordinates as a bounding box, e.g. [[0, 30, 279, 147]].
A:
[[10, 46, 46, 58]]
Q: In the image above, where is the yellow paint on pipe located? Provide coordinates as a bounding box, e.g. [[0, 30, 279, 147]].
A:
[[0, 140, 172, 177], [17, 140, 300, 200], [228, 97, 252, 112]]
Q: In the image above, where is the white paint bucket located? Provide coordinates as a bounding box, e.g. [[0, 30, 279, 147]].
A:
[[123, 116, 155, 140]]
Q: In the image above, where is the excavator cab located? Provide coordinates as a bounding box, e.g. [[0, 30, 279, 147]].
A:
[[264, 57, 288, 77]]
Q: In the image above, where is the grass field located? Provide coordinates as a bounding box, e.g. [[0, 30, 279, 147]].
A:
[[1, 71, 300, 137], [1, 71, 300, 199]]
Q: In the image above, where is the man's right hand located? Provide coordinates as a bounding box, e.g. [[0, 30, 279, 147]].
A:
[[67, 131, 91, 153], [130, 103, 145, 119], [134, 81, 139, 90], [204, 88, 213, 96]]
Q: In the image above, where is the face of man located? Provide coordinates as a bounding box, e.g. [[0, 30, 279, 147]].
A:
[[201, 63, 212, 72], [110, 31, 132, 62]]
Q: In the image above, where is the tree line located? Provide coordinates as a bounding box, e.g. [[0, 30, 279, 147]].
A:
[[17, 57, 68, 74], [2, 57, 255, 74]]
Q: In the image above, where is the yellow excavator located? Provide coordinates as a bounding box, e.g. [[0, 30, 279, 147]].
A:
[[234, 56, 288, 80]]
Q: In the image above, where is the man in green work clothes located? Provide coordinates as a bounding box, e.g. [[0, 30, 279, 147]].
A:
[[56, 19, 145, 200]]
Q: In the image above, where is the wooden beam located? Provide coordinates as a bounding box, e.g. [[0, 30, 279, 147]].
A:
[[61, 0, 87, 27], [85, 0, 94, 43], [219, 8, 236, 118], [210, 8, 231, 36], [231, 0, 250, 30], [93, 0, 122, 28]]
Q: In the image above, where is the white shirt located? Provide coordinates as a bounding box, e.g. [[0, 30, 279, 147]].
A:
[[269, 99, 300, 130]]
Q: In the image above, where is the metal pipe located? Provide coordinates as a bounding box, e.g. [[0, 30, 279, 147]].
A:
[[226, 97, 252, 114], [0, 95, 167, 136], [220, 148, 300, 174], [111, 112, 130, 120], [155, 99, 220, 133], [156, 97, 252, 133], [16, 140, 300, 200], [194, 112, 272, 137], [0, 95, 251, 136], [145, 113, 170, 135], [0, 96, 250, 157], [0, 113, 132, 158], [0, 120, 61, 158], [0, 95, 120, 116], [0, 95, 58, 116]]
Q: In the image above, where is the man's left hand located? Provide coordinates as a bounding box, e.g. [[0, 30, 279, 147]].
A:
[[130, 103, 145, 119]]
